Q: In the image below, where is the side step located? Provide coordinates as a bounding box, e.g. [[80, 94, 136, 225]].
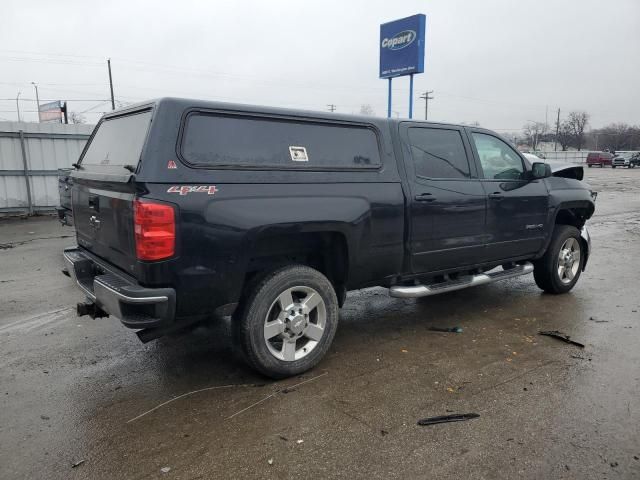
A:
[[389, 262, 534, 298]]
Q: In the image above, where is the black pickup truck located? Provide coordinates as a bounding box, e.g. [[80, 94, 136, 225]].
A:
[[63, 98, 595, 378]]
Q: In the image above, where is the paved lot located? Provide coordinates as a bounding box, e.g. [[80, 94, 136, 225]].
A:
[[1, 167, 639, 479]]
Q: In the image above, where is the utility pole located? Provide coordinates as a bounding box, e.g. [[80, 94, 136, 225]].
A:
[[327, 104, 336, 112], [31, 82, 40, 122], [107, 58, 115, 110], [16, 91, 21, 122], [554, 108, 560, 151], [419, 91, 434, 120]]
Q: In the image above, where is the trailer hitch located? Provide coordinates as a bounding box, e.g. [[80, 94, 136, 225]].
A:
[[76, 301, 109, 319]]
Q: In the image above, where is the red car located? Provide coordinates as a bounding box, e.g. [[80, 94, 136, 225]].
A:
[[586, 152, 613, 167]]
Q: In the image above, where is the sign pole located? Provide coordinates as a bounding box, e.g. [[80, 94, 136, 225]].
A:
[[408, 74, 414, 119], [387, 78, 392, 118]]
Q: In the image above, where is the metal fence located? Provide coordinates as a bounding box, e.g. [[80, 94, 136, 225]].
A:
[[537, 150, 640, 164], [0, 121, 93, 215]]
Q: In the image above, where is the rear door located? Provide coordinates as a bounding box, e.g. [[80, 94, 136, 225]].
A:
[[72, 109, 153, 274], [400, 123, 487, 273], [468, 130, 549, 261]]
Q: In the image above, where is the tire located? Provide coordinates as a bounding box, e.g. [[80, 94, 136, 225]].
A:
[[612, 165, 616, 169], [235, 265, 339, 379], [534, 225, 583, 294], [588, 164, 592, 168]]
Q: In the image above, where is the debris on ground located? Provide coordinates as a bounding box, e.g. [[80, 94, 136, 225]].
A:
[[538, 330, 585, 348], [589, 316, 609, 323], [160, 466, 171, 473], [278, 435, 288, 441], [40, 415, 50, 420], [380, 429, 389, 436], [267, 458, 274, 466], [570, 354, 592, 361], [296, 439, 304, 444], [417, 413, 480, 426], [429, 326, 463, 333], [71, 460, 85, 468]]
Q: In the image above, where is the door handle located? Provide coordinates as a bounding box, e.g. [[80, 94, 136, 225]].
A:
[[488, 192, 504, 200], [414, 193, 436, 202]]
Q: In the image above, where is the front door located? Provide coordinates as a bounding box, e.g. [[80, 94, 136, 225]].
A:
[[468, 130, 549, 261], [400, 124, 487, 273]]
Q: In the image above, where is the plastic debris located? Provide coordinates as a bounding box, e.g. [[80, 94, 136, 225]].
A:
[[538, 330, 585, 348], [417, 413, 480, 426], [429, 326, 463, 333], [267, 458, 274, 466], [161, 467, 171, 473], [71, 460, 85, 468], [296, 439, 304, 444]]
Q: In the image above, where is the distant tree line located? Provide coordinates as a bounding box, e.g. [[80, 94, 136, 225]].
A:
[[521, 111, 640, 152]]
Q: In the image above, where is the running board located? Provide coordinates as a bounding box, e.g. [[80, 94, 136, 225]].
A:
[[389, 262, 534, 298]]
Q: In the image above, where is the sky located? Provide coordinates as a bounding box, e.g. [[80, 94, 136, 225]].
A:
[[1, 0, 639, 134]]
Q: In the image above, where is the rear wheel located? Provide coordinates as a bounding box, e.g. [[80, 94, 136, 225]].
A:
[[534, 225, 583, 294], [235, 265, 339, 378], [588, 164, 592, 168]]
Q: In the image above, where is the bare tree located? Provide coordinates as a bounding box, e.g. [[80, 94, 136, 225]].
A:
[[566, 111, 589, 150], [359, 104, 375, 116], [555, 121, 573, 151], [523, 122, 548, 150], [590, 123, 633, 151], [70, 112, 86, 124]]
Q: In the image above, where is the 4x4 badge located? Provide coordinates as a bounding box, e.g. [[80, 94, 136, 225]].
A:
[[167, 185, 218, 196]]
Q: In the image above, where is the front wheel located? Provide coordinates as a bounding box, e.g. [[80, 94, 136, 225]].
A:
[[235, 265, 339, 378], [534, 225, 584, 294]]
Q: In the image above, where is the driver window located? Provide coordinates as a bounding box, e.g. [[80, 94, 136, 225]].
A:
[[472, 133, 524, 180]]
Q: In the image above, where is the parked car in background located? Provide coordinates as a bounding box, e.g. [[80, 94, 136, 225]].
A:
[[612, 152, 636, 168], [586, 152, 613, 167]]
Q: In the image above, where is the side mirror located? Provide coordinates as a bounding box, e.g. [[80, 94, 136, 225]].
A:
[[531, 162, 552, 180]]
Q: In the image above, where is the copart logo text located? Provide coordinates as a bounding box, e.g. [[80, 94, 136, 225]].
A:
[[381, 30, 416, 50]]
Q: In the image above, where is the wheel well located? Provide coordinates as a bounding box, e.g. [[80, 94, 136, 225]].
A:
[[244, 231, 349, 291], [555, 208, 589, 230]]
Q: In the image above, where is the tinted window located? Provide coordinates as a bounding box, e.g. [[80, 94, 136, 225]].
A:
[[407, 128, 470, 179], [181, 114, 381, 168], [81, 110, 152, 168], [472, 133, 525, 180]]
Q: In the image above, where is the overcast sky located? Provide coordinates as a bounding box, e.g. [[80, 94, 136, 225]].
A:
[[1, 0, 639, 133]]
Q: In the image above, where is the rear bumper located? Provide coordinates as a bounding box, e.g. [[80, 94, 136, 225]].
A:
[[63, 247, 176, 329]]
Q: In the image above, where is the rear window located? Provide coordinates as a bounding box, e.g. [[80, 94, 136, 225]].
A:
[[81, 110, 152, 168], [181, 113, 381, 169]]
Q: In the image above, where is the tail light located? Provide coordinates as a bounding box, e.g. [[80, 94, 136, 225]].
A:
[[134, 199, 175, 261]]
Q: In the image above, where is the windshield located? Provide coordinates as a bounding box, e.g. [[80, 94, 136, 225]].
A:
[[80, 110, 152, 168]]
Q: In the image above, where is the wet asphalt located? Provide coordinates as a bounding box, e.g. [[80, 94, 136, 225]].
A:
[[1, 167, 639, 479]]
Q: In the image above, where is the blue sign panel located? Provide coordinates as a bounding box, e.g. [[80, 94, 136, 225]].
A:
[[379, 14, 426, 79]]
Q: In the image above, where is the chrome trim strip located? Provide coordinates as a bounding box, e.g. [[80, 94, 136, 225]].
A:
[[94, 279, 168, 304]]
